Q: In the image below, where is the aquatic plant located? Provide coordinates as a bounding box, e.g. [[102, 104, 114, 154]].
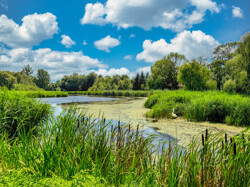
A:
[[145, 90, 250, 126]]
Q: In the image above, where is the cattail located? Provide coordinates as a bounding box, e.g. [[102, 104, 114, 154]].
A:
[[234, 143, 236, 155], [205, 129, 208, 141], [230, 138, 233, 145], [202, 134, 205, 146], [103, 118, 106, 124], [136, 125, 139, 137], [128, 124, 130, 133], [225, 133, 227, 144]]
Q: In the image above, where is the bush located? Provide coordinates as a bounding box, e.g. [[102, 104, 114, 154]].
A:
[[206, 80, 217, 90], [145, 90, 250, 126], [223, 79, 236, 93], [0, 90, 51, 138]]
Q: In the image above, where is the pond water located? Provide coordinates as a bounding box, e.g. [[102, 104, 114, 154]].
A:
[[39, 96, 176, 150]]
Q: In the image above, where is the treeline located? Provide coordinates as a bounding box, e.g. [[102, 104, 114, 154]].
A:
[[1, 33, 249, 94]]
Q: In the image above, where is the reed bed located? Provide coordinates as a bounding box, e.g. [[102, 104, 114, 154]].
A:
[[0, 104, 249, 186], [145, 90, 250, 127], [13, 91, 69, 98], [68, 90, 157, 97]]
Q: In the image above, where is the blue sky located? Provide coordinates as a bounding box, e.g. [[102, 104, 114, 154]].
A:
[[0, 0, 249, 81]]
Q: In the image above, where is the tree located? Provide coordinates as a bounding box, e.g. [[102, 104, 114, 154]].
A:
[[237, 32, 250, 80], [0, 72, 17, 89], [213, 42, 238, 61], [151, 57, 176, 90], [139, 71, 146, 89], [118, 78, 132, 90], [133, 73, 140, 90], [21, 64, 34, 76], [209, 59, 225, 90], [36, 69, 51, 90], [178, 60, 210, 91]]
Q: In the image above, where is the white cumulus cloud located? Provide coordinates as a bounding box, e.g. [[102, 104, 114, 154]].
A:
[[94, 67, 131, 77], [0, 47, 106, 80], [61, 35, 76, 48], [81, 0, 220, 31], [94, 35, 121, 52], [124, 55, 132, 60], [136, 30, 220, 63], [232, 6, 243, 18], [136, 66, 151, 74], [0, 13, 58, 48]]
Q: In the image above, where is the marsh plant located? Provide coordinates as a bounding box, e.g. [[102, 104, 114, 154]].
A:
[[145, 90, 250, 127], [0, 100, 249, 186]]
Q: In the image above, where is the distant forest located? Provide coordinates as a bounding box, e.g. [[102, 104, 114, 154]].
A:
[[1, 32, 249, 94]]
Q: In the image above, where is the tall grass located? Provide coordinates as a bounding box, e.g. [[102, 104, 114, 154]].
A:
[[0, 104, 249, 186], [13, 91, 69, 98], [0, 91, 51, 138], [145, 90, 250, 126], [68, 90, 157, 97]]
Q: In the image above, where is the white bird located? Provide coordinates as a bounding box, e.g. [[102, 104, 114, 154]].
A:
[[171, 108, 177, 119]]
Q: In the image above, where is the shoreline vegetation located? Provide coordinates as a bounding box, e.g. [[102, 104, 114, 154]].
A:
[[0, 91, 249, 186]]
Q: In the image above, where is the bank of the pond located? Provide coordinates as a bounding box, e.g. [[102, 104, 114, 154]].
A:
[[64, 97, 246, 146], [68, 90, 156, 97]]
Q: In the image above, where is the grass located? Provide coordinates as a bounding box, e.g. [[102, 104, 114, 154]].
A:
[[0, 91, 51, 138], [145, 90, 250, 127], [13, 91, 68, 98], [68, 90, 157, 97], [0, 90, 249, 186]]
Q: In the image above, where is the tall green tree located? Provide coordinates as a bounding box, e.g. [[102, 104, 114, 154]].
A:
[[151, 57, 177, 90], [133, 73, 140, 90], [178, 60, 210, 91], [213, 42, 238, 61], [139, 71, 146, 90], [21, 64, 34, 76], [36, 69, 51, 90], [209, 59, 225, 90]]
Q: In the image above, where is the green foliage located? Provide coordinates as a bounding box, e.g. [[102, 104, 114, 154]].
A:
[[19, 91, 68, 98], [0, 72, 17, 90], [0, 169, 104, 186], [206, 80, 217, 90], [0, 91, 51, 138], [21, 64, 34, 76], [0, 105, 248, 186], [36, 69, 51, 90], [14, 84, 44, 91], [151, 57, 177, 90], [223, 79, 236, 93], [178, 60, 210, 91], [68, 90, 155, 97], [209, 59, 225, 90], [145, 90, 250, 126]]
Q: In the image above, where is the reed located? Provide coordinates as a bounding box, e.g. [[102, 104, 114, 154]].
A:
[[0, 104, 248, 185], [145, 90, 250, 126]]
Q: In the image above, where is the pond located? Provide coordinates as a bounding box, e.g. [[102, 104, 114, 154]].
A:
[[39, 96, 176, 150]]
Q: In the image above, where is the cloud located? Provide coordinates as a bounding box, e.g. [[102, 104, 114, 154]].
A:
[[136, 30, 220, 63], [94, 67, 131, 77], [81, 0, 220, 31], [61, 35, 76, 48], [0, 47, 106, 80], [129, 34, 136, 38], [124, 55, 132, 60], [94, 35, 121, 52], [136, 66, 151, 74], [82, 40, 87, 45], [232, 6, 243, 18], [0, 13, 58, 48]]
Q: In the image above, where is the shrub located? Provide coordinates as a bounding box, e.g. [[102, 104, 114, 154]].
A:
[[0, 90, 51, 138], [223, 79, 236, 93]]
